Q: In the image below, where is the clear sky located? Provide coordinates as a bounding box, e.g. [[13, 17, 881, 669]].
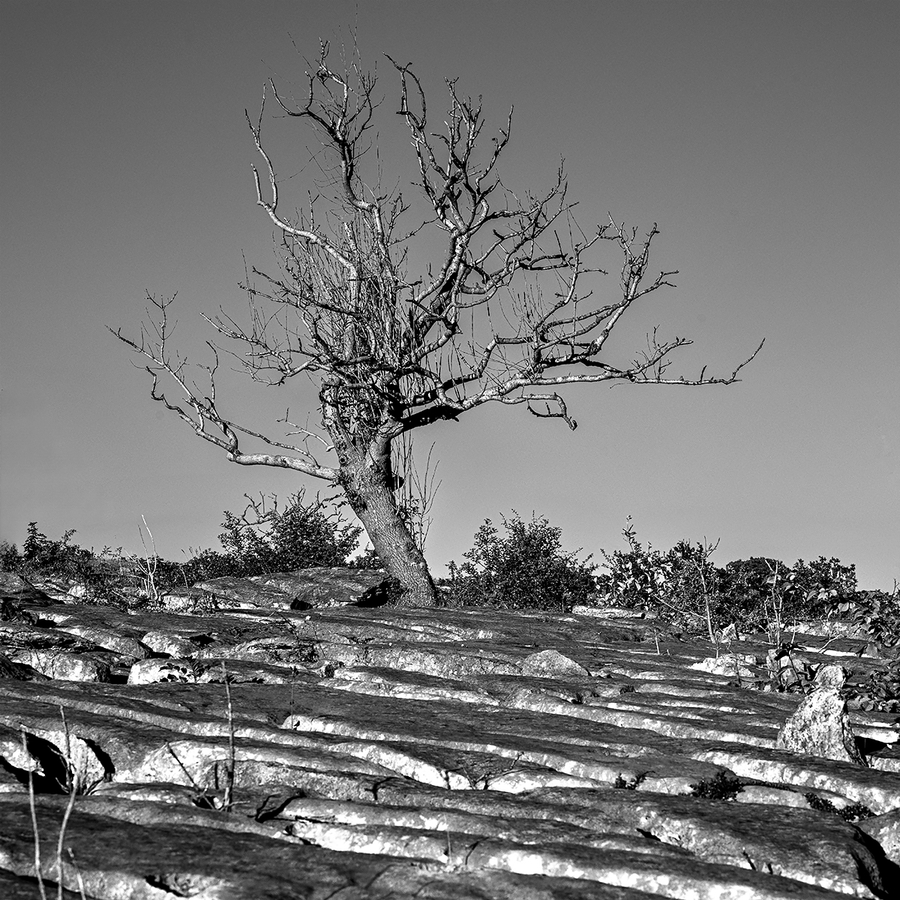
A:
[[2, 1, 898, 589]]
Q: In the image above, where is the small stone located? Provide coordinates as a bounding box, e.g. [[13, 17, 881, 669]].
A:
[[690, 653, 759, 678], [0, 652, 47, 681], [521, 649, 590, 678], [157, 590, 210, 614], [10, 649, 111, 683], [127, 659, 200, 685], [141, 631, 201, 657], [735, 785, 810, 808]]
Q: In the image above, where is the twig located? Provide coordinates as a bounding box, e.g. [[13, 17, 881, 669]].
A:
[[135, 515, 160, 604], [222, 663, 236, 814], [23, 728, 48, 900], [66, 849, 88, 900], [164, 741, 204, 794], [55, 707, 80, 900]]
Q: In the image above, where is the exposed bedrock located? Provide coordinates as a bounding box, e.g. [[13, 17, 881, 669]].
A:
[[1, 574, 898, 898]]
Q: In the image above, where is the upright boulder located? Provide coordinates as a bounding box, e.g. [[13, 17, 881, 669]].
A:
[[776, 665, 865, 765]]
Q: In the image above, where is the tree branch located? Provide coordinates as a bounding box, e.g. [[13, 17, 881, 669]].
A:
[[111, 294, 337, 481], [116, 49, 763, 498]]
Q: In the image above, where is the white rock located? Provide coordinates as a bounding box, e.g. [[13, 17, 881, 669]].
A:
[[127, 658, 199, 685], [776, 686, 865, 765], [690, 653, 759, 678], [521, 649, 590, 678]]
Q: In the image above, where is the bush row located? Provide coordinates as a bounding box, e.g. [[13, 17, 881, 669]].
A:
[[0, 492, 373, 604], [2, 505, 896, 650]]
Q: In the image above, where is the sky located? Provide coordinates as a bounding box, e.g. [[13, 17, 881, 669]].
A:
[[1, 1, 898, 590]]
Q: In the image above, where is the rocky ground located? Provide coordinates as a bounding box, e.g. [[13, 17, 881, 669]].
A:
[[1, 568, 899, 899]]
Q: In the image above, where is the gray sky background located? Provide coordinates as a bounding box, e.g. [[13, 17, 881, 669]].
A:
[[2, 1, 898, 588]]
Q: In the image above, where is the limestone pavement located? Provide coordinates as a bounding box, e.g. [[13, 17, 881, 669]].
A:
[[0, 570, 898, 899]]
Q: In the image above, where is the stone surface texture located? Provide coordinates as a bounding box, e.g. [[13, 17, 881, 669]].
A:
[[777, 681, 867, 765], [0, 572, 899, 899]]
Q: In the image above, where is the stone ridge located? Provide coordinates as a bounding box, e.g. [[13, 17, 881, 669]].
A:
[[0, 574, 898, 899]]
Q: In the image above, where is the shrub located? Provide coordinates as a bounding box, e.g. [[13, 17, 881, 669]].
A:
[[4, 523, 120, 603], [157, 491, 366, 585], [715, 556, 857, 630], [3, 492, 367, 605], [831, 586, 900, 654], [212, 492, 361, 576], [792, 556, 857, 611], [155, 548, 237, 588], [690, 771, 744, 801], [596, 521, 720, 633], [0, 540, 18, 572], [596, 521, 859, 637], [596, 519, 674, 609], [804, 793, 874, 822], [663, 539, 722, 630], [447, 513, 596, 611], [714, 557, 790, 630], [847, 660, 900, 712]]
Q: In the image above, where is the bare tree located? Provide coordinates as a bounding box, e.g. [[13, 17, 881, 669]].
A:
[[113, 43, 762, 607]]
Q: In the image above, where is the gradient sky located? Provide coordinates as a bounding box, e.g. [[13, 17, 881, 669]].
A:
[[2, 1, 898, 589]]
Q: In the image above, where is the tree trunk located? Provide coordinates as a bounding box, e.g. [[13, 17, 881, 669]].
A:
[[338, 443, 439, 608]]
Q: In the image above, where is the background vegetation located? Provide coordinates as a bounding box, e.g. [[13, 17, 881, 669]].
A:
[[2, 501, 896, 707], [2, 500, 894, 637]]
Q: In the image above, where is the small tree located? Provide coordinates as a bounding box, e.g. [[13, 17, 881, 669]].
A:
[[114, 42, 762, 606], [448, 513, 596, 611]]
